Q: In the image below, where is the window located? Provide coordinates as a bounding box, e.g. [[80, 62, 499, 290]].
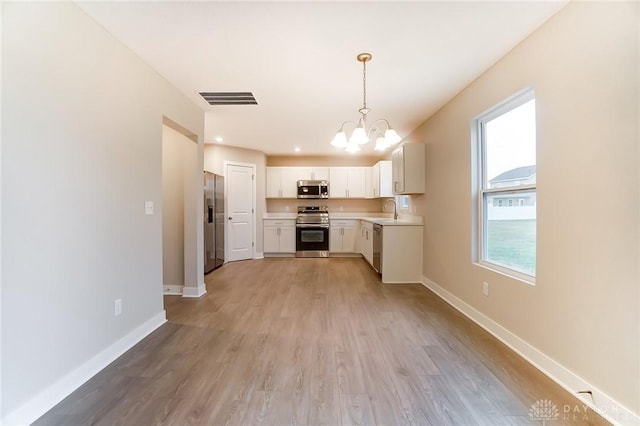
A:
[[474, 88, 536, 282], [397, 195, 410, 210]]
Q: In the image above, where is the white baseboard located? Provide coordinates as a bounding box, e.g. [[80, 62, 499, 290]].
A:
[[420, 276, 640, 426], [163, 285, 183, 296], [182, 284, 206, 298], [255, 252, 264, 259], [3, 311, 167, 426]]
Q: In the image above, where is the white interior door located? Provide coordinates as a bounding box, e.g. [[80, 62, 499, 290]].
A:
[[226, 163, 255, 262]]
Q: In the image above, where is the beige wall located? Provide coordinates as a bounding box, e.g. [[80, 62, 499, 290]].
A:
[[2, 2, 204, 421], [407, 1, 639, 416]]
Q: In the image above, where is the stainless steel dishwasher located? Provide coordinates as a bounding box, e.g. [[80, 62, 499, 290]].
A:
[[372, 223, 383, 274]]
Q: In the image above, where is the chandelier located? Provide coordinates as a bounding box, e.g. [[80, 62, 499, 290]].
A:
[[330, 52, 402, 153]]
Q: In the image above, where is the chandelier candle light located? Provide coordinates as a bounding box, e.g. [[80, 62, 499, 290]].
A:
[[330, 52, 402, 153]]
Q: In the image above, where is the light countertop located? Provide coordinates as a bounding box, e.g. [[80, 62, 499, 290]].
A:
[[263, 212, 423, 226]]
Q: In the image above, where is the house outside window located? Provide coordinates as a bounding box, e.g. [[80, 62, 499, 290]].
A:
[[473, 88, 536, 282]]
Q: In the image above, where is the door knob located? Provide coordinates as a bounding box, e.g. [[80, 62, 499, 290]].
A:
[[228, 217, 232, 220]]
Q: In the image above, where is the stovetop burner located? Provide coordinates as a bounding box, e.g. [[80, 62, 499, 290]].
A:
[[296, 206, 329, 225], [297, 206, 329, 214]]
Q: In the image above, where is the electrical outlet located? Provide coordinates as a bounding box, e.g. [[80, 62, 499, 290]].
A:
[[482, 282, 489, 297], [114, 299, 122, 316]]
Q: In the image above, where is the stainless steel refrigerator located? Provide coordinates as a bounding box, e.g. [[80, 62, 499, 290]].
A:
[[204, 172, 224, 274]]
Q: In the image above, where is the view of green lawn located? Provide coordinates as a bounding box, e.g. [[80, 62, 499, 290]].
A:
[[486, 219, 536, 276]]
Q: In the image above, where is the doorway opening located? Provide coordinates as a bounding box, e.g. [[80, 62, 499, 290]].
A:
[[161, 120, 200, 297]]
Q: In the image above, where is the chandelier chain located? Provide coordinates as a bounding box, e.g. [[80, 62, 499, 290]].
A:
[[330, 52, 401, 152], [362, 59, 367, 112]]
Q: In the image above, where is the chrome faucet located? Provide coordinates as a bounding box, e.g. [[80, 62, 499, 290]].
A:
[[384, 199, 398, 221]]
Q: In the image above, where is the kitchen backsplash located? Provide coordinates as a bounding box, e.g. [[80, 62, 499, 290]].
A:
[[267, 198, 388, 213]]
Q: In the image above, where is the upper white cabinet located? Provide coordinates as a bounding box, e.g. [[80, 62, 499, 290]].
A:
[[266, 167, 299, 198], [392, 143, 425, 195], [329, 167, 367, 198], [266, 165, 389, 199], [266, 166, 330, 198], [367, 160, 393, 198], [297, 167, 329, 181]]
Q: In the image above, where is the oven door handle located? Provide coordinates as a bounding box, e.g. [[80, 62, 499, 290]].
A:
[[296, 224, 329, 229]]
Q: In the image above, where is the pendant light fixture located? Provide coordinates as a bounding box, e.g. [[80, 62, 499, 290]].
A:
[[330, 53, 402, 153]]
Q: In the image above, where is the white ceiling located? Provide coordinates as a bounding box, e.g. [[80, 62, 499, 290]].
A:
[[77, 1, 567, 156]]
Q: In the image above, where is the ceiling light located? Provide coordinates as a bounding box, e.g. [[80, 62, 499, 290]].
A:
[[294, 147, 301, 152], [331, 53, 402, 152], [215, 136, 223, 143]]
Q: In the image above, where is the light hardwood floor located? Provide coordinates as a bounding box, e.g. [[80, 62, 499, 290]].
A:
[[35, 258, 608, 425]]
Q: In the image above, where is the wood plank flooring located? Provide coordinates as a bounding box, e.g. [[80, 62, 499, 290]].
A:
[[34, 258, 609, 425]]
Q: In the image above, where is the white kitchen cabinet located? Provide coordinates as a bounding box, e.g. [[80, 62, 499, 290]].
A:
[[367, 161, 393, 198], [266, 167, 298, 198], [329, 167, 367, 198], [380, 225, 423, 283], [297, 167, 329, 181], [392, 143, 425, 195], [360, 221, 374, 265], [329, 219, 358, 253], [263, 219, 296, 254]]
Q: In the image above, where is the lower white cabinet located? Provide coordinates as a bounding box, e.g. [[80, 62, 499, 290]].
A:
[[263, 219, 295, 254], [329, 219, 358, 253], [380, 225, 423, 283], [360, 221, 374, 265]]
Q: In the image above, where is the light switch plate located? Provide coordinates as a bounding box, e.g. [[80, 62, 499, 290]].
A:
[[144, 201, 154, 215]]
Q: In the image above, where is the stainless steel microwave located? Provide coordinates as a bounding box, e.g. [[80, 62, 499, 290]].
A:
[[297, 180, 329, 199]]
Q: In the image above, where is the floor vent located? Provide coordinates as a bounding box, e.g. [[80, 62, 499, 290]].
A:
[[198, 92, 258, 105]]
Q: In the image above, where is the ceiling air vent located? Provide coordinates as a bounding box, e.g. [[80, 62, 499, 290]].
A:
[[198, 92, 258, 105]]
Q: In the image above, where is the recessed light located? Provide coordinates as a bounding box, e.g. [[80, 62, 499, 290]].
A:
[[215, 136, 223, 143], [294, 147, 301, 153]]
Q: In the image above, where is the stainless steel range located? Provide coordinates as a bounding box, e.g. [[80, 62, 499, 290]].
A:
[[296, 206, 330, 257]]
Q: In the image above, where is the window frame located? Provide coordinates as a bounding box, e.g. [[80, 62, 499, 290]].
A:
[[474, 87, 537, 284]]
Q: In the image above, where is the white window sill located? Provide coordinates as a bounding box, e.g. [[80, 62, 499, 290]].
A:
[[474, 261, 536, 286]]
